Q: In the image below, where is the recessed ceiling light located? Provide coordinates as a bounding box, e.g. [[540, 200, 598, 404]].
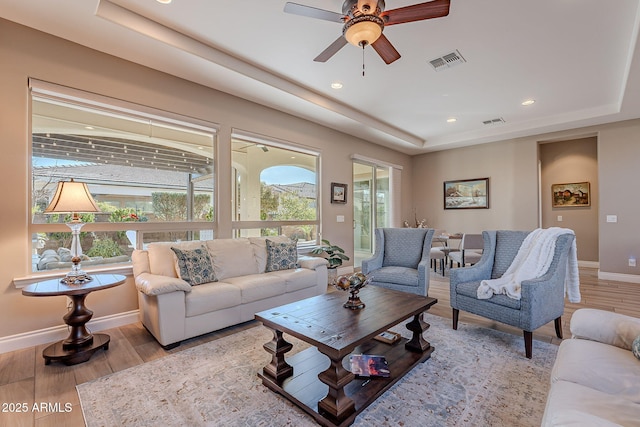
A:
[[331, 82, 343, 89], [85, 126, 94, 130], [447, 118, 457, 123], [156, 0, 172, 4], [522, 99, 535, 106]]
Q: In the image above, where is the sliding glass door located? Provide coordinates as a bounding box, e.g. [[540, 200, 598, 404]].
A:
[[353, 162, 389, 268]]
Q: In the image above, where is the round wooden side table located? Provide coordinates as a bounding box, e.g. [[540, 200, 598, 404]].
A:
[[22, 273, 126, 366]]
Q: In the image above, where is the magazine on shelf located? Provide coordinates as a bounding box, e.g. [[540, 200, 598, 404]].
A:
[[349, 354, 390, 378]]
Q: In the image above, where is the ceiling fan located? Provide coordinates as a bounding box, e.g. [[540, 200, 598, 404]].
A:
[[284, 0, 451, 64]]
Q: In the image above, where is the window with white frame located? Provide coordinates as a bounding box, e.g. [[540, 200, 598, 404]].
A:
[[231, 132, 319, 250], [30, 80, 216, 273]]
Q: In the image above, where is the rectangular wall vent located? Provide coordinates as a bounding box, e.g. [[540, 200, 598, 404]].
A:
[[429, 49, 466, 72], [482, 117, 506, 125]]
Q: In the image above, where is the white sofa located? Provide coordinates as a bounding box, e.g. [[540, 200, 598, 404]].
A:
[[132, 236, 328, 348], [542, 308, 640, 426]]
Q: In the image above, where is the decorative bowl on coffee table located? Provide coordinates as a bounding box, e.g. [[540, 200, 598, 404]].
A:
[[333, 272, 372, 309]]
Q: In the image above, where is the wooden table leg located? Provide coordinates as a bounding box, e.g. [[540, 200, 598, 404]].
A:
[[317, 354, 355, 424], [62, 293, 94, 349], [261, 328, 294, 383], [405, 312, 431, 353]]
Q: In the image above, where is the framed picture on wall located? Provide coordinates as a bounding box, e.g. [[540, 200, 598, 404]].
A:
[[552, 182, 590, 207], [331, 182, 347, 204], [444, 178, 490, 209]]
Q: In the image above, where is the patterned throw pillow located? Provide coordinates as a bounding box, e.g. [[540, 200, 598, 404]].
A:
[[633, 335, 640, 361], [265, 239, 299, 272], [171, 246, 216, 286]]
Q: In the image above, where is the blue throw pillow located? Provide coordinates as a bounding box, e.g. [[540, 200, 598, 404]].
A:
[[633, 335, 640, 361], [171, 246, 216, 286], [265, 239, 299, 272]]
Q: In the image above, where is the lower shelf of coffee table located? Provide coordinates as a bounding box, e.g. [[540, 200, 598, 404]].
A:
[[259, 337, 434, 427]]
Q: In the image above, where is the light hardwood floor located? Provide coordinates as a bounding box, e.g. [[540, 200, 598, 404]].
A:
[[0, 267, 638, 427]]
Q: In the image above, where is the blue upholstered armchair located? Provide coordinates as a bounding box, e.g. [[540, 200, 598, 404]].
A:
[[361, 228, 435, 296], [449, 230, 575, 358]]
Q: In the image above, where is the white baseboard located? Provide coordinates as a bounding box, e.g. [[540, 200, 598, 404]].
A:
[[0, 310, 139, 354], [598, 271, 640, 284], [578, 260, 599, 269]]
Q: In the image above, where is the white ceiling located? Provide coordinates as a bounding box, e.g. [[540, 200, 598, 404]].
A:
[[2, 0, 640, 155]]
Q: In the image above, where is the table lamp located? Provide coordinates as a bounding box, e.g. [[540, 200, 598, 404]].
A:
[[44, 179, 101, 284]]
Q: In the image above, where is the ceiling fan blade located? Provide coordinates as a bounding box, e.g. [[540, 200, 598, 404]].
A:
[[314, 36, 349, 62], [371, 34, 401, 64], [284, 2, 346, 23], [381, 0, 450, 26]]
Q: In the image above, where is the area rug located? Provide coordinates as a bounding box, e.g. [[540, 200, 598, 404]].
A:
[[77, 314, 557, 426]]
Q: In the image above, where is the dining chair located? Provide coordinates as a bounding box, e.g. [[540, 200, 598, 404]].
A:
[[430, 229, 448, 275], [449, 233, 483, 267]]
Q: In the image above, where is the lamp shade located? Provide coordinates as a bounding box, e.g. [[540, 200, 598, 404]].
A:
[[44, 179, 100, 215], [344, 15, 383, 47]]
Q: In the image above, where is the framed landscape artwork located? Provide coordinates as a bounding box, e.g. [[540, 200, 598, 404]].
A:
[[331, 182, 347, 204], [444, 178, 489, 209], [552, 182, 590, 207]]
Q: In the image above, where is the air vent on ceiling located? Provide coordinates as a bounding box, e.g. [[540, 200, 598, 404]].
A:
[[429, 49, 466, 72], [482, 117, 506, 125]]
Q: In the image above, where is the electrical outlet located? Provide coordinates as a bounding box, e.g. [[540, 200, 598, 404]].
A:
[[557, 215, 563, 222], [630, 257, 636, 267]]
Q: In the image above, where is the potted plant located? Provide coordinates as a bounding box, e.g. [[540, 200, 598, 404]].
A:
[[311, 239, 349, 283]]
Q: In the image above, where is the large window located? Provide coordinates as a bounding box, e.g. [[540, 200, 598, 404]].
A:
[[231, 133, 319, 249], [30, 81, 216, 273]]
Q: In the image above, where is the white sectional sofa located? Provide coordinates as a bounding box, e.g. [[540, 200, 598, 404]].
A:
[[542, 308, 640, 426], [132, 236, 328, 348]]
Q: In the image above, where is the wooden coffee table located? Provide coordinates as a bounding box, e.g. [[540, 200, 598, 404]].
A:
[[255, 286, 437, 427]]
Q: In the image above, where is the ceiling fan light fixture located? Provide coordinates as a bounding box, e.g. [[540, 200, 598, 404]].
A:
[[343, 15, 384, 46]]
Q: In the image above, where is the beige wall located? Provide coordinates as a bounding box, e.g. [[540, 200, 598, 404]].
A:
[[0, 19, 413, 340], [598, 121, 640, 275], [412, 138, 540, 233], [412, 125, 640, 278], [540, 137, 598, 261]]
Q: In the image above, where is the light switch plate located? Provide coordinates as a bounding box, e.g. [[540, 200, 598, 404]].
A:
[[606, 215, 618, 223], [336, 215, 345, 223], [557, 215, 562, 222]]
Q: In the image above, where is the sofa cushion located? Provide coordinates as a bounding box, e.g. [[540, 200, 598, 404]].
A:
[[634, 335, 640, 360], [542, 380, 640, 427], [184, 282, 241, 317], [206, 238, 258, 280], [171, 246, 216, 286], [249, 235, 293, 273], [265, 239, 299, 272], [224, 274, 287, 303], [147, 241, 204, 277], [271, 268, 317, 293], [552, 338, 640, 404]]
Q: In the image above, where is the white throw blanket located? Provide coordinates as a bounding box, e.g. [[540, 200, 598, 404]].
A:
[[477, 228, 581, 302]]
